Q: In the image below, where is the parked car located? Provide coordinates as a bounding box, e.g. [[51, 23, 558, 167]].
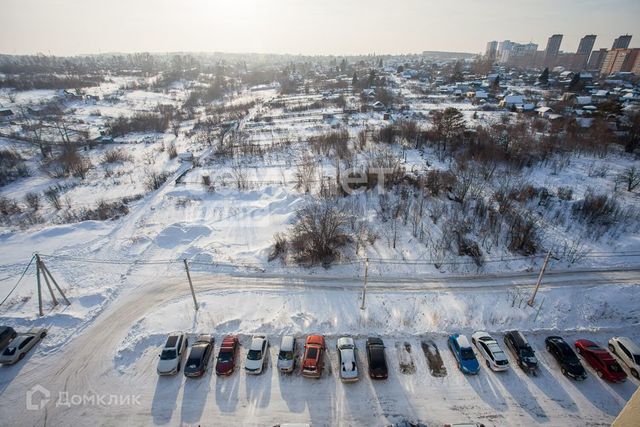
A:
[[504, 331, 538, 373], [366, 337, 388, 379], [545, 336, 586, 380], [184, 334, 214, 377], [215, 335, 239, 376], [337, 336, 359, 382], [277, 335, 296, 373], [157, 332, 188, 375], [449, 334, 480, 375], [0, 328, 46, 365], [471, 331, 509, 372], [302, 335, 326, 378], [575, 339, 627, 383], [245, 335, 269, 375], [0, 326, 17, 351], [608, 336, 640, 379]]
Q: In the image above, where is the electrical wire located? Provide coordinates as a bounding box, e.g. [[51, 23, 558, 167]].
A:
[[0, 255, 35, 307]]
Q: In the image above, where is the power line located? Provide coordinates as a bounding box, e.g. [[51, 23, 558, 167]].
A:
[[0, 255, 35, 307]]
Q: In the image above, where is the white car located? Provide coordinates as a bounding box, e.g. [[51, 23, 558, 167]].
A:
[[337, 336, 359, 382], [157, 332, 188, 375], [0, 328, 46, 365], [245, 335, 269, 374], [472, 331, 509, 372], [609, 336, 640, 379], [277, 335, 296, 373]]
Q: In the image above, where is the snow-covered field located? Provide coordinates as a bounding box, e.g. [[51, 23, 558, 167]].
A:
[[1, 69, 640, 426]]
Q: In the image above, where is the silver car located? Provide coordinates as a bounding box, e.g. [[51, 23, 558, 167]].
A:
[[277, 335, 296, 373], [0, 328, 46, 364]]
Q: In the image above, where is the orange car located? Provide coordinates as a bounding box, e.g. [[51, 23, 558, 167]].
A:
[[301, 335, 326, 378]]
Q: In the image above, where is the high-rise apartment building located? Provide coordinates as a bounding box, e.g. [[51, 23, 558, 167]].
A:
[[612, 34, 632, 49]]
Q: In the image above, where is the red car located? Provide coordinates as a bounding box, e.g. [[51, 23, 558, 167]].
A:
[[575, 339, 627, 383], [215, 335, 239, 376], [302, 335, 326, 378]]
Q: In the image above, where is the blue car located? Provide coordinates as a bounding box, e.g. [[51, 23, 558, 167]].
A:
[[448, 334, 480, 375]]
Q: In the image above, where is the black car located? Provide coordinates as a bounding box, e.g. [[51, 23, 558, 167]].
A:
[[0, 327, 17, 351], [504, 331, 538, 372], [366, 337, 388, 379], [545, 336, 587, 380], [184, 334, 214, 377]]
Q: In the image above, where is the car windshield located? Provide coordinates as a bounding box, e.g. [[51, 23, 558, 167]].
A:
[[306, 347, 318, 360], [247, 349, 262, 360], [634, 354, 640, 365], [2, 347, 16, 356], [560, 345, 578, 360], [278, 350, 293, 361], [608, 362, 623, 373], [520, 347, 535, 358], [160, 349, 176, 360], [218, 350, 233, 363], [461, 347, 475, 360]]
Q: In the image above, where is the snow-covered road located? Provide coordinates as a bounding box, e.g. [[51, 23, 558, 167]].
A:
[[0, 271, 638, 426]]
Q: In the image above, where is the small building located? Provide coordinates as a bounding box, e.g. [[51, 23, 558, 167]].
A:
[[499, 95, 524, 108]]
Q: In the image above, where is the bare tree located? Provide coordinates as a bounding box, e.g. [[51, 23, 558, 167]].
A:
[[295, 154, 317, 193], [617, 166, 640, 192], [231, 161, 249, 190]]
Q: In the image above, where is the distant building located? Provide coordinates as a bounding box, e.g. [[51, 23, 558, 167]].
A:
[[574, 35, 597, 70], [577, 35, 597, 55], [485, 41, 498, 61], [587, 48, 609, 72], [544, 34, 563, 67], [601, 48, 640, 75], [497, 40, 538, 67], [612, 34, 632, 49]]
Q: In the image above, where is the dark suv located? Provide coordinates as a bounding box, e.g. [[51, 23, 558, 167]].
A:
[[545, 336, 586, 380], [0, 327, 17, 351], [366, 337, 388, 379], [504, 331, 538, 373]]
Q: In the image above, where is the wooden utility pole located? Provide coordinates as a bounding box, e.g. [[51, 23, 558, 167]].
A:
[[360, 258, 369, 310], [528, 251, 552, 307], [35, 254, 70, 316], [183, 259, 199, 311]]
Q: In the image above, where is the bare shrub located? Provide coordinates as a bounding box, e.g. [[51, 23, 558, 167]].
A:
[[572, 192, 621, 226], [425, 170, 456, 197], [295, 154, 317, 193], [616, 166, 640, 192], [24, 192, 40, 210], [167, 143, 178, 160], [44, 186, 62, 210], [288, 200, 352, 266], [0, 148, 29, 186], [230, 162, 249, 190], [309, 130, 350, 159], [506, 212, 539, 255], [102, 148, 132, 164], [44, 143, 91, 178], [0, 196, 22, 216], [144, 170, 170, 191], [268, 232, 288, 262], [557, 186, 573, 201]]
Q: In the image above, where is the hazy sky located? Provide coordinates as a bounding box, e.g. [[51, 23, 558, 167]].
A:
[[1, 0, 638, 56]]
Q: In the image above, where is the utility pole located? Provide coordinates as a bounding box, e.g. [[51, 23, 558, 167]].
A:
[[528, 251, 552, 307], [360, 258, 369, 310], [183, 259, 199, 311], [34, 253, 70, 316]]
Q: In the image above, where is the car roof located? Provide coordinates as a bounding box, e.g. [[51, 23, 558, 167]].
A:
[[250, 336, 265, 350], [340, 347, 355, 363], [280, 335, 295, 350], [221, 335, 237, 345], [617, 337, 640, 354], [508, 331, 528, 346]]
